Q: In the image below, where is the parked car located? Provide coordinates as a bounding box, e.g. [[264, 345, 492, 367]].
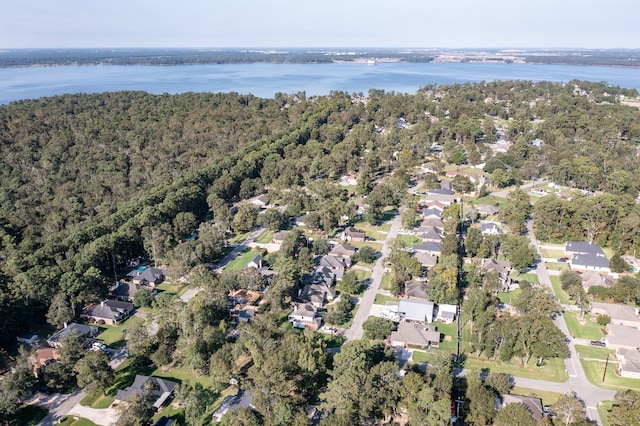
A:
[[557, 257, 569, 262], [590, 340, 606, 347]]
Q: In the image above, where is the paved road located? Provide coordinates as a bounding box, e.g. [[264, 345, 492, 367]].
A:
[[491, 179, 550, 199], [33, 389, 85, 426], [344, 214, 402, 341], [526, 220, 616, 425]]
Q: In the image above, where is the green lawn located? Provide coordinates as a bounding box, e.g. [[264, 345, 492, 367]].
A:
[[97, 316, 144, 348], [540, 249, 566, 259], [155, 280, 181, 295], [580, 358, 640, 391], [545, 262, 570, 271], [563, 312, 605, 340], [353, 221, 390, 240], [464, 355, 568, 382], [224, 248, 262, 271], [549, 275, 571, 304], [394, 234, 421, 248], [347, 240, 384, 253], [58, 416, 98, 426], [14, 405, 48, 426], [379, 273, 392, 291], [516, 272, 539, 285], [510, 387, 563, 406], [575, 344, 614, 361], [228, 230, 252, 244], [598, 400, 614, 426], [374, 294, 400, 305], [254, 229, 274, 244], [497, 289, 521, 305], [471, 194, 508, 207], [153, 406, 185, 425]]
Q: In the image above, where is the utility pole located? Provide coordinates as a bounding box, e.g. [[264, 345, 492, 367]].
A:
[[602, 353, 609, 382]]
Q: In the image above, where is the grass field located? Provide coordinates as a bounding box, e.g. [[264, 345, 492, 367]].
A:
[[563, 312, 605, 340], [540, 249, 566, 259], [497, 289, 521, 305], [379, 273, 392, 291], [353, 221, 391, 240], [471, 194, 508, 207], [510, 387, 563, 406], [352, 269, 372, 282], [228, 230, 252, 244], [545, 262, 570, 271], [394, 233, 421, 248], [516, 272, 539, 285], [598, 400, 614, 426], [575, 344, 613, 360]]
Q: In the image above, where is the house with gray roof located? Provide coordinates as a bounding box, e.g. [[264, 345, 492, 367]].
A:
[[81, 300, 134, 325], [417, 227, 443, 243], [404, 281, 429, 301], [591, 302, 640, 328], [569, 252, 611, 273], [398, 299, 434, 323], [500, 394, 544, 422], [581, 271, 615, 291], [435, 304, 457, 324], [131, 267, 167, 287], [421, 207, 442, 219], [420, 217, 445, 230], [413, 242, 442, 256], [414, 252, 438, 269], [605, 324, 640, 350], [212, 390, 255, 422], [341, 227, 366, 242], [317, 255, 347, 280], [389, 322, 440, 349], [565, 241, 606, 257], [115, 375, 177, 410], [289, 303, 322, 330], [47, 323, 99, 348], [299, 284, 336, 308], [616, 348, 640, 379], [111, 280, 156, 302]]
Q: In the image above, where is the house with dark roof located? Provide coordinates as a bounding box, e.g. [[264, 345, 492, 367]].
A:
[[565, 241, 610, 272], [404, 281, 429, 301], [111, 280, 156, 302], [414, 252, 438, 269], [341, 227, 366, 242], [248, 194, 269, 208], [581, 272, 615, 292], [476, 258, 512, 290], [247, 255, 264, 269], [115, 375, 177, 410], [413, 242, 442, 256], [272, 230, 291, 244], [289, 303, 322, 330], [398, 299, 434, 323], [299, 284, 336, 308], [131, 268, 167, 287], [47, 323, 99, 348], [212, 390, 255, 422], [500, 394, 544, 422], [417, 227, 443, 243], [389, 322, 440, 349], [421, 207, 443, 220], [420, 217, 445, 230], [82, 300, 134, 325], [328, 244, 356, 264], [317, 255, 347, 280], [17, 333, 39, 346]]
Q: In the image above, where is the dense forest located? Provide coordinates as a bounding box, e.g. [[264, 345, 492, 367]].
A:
[[1, 80, 640, 424]]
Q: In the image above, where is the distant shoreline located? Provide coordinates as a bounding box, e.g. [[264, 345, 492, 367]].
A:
[[1, 48, 639, 69]]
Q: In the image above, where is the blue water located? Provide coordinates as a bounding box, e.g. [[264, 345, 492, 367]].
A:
[[0, 62, 639, 104]]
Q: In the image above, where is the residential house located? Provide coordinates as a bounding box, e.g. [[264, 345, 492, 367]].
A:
[[81, 300, 135, 326], [341, 227, 366, 242], [389, 322, 440, 349], [299, 284, 336, 308], [478, 258, 512, 290], [31, 347, 61, 379], [581, 272, 615, 292], [47, 323, 99, 348], [565, 242, 611, 273], [413, 242, 442, 257], [440, 180, 453, 191], [153, 417, 176, 426], [604, 324, 640, 350], [328, 244, 356, 264], [616, 348, 640, 379], [480, 222, 503, 235], [272, 230, 291, 244], [420, 217, 445, 231], [16, 333, 39, 346], [212, 390, 255, 422], [131, 268, 167, 287], [228, 289, 262, 323], [421, 207, 442, 220], [417, 226, 443, 243], [317, 255, 347, 281], [398, 299, 435, 323], [247, 255, 264, 269], [422, 190, 456, 206], [289, 303, 322, 330], [404, 281, 429, 301], [248, 194, 269, 209], [476, 204, 500, 216], [591, 302, 640, 328], [435, 304, 457, 324], [414, 251, 438, 269], [500, 394, 544, 422], [309, 266, 337, 287], [115, 375, 177, 410], [111, 280, 156, 302]]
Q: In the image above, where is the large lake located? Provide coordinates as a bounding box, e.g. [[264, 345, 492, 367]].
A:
[[1, 62, 639, 104]]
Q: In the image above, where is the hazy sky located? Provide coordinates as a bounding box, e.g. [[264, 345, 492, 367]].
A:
[[1, 0, 638, 49]]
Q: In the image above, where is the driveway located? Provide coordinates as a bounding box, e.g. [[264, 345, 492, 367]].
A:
[[33, 389, 85, 426]]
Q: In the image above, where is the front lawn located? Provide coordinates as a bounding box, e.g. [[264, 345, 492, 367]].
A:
[[224, 248, 262, 271], [497, 289, 521, 305], [598, 400, 614, 426], [580, 358, 640, 391], [510, 387, 563, 406], [515, 272, 539, 285], [379, 273, 392, 291], [254, 229, 274, 244], [563, 312, 605, 340], [575, 344, 614, 361], [540, 249, 566, 259], [464, 355, 568, 382], [353, 221, 390, 241], [14, 405, 48, 426], [97, 316, 144, 348], [549, 275, 571, 304], [374, 294, 400, 305], [58, 416, 98, 426], [394, 234, 421, 248], [545, 262, 570, 271]]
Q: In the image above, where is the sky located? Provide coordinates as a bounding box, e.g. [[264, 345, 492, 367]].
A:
[[1, 0, 638, 49]]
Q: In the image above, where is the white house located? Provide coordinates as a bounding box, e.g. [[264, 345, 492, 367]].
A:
[[435, 304, 457, 324]]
